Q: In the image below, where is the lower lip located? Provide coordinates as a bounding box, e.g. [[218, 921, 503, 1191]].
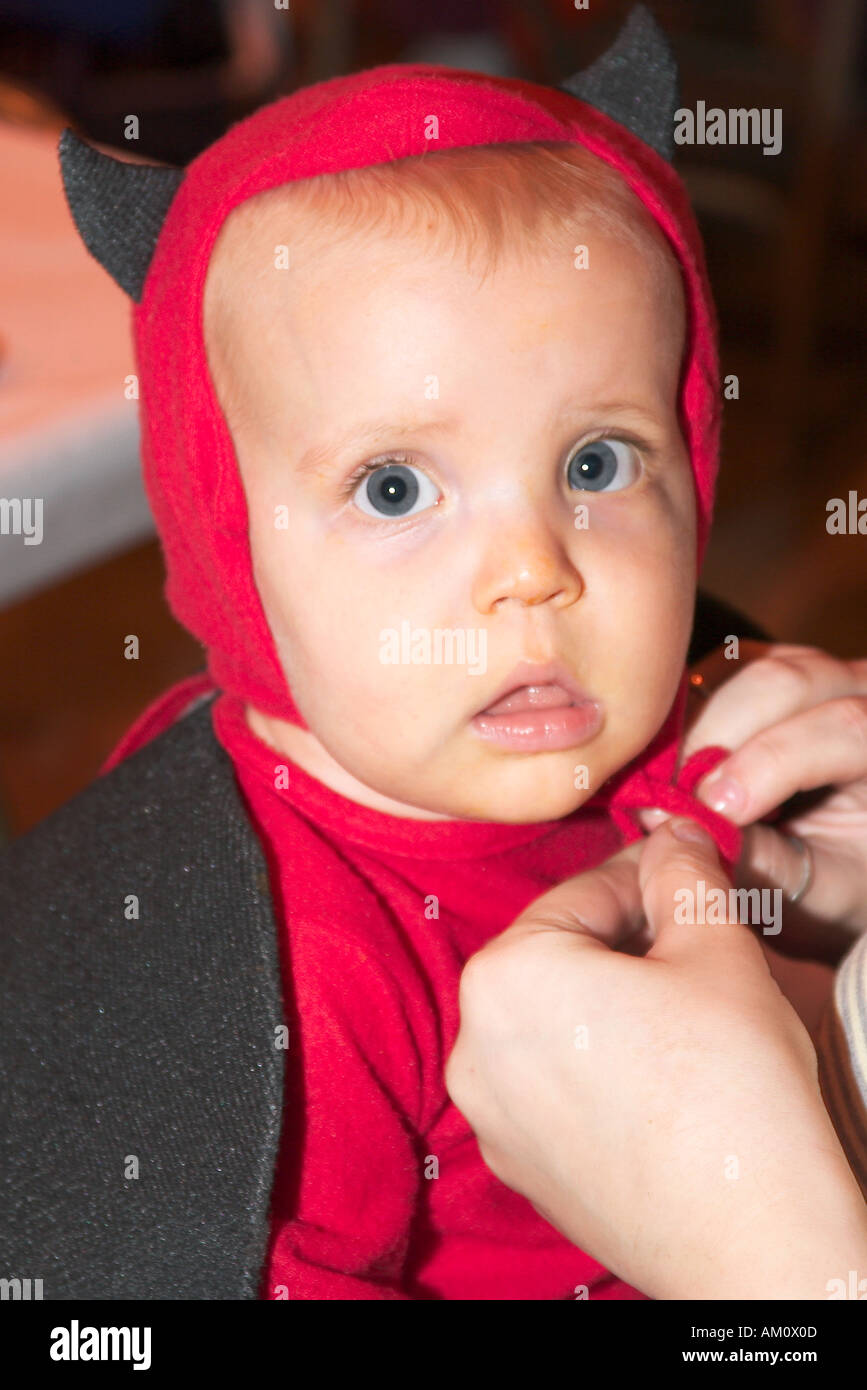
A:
[[470, 699, 603, 752]]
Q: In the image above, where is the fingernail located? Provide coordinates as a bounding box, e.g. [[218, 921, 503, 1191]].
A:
[[670, 818, 714, 845], [637, 807, 669, 828], [698, 774, 746, 817]]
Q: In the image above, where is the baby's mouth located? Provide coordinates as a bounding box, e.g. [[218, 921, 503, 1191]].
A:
[[476, 659, 593, 717], [480, 682, 576, 716], [472, 662, 603, 753]]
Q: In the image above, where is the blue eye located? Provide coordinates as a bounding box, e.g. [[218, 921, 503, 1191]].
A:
[[353, 460, 440, 518], [566, 438, 640, 492]]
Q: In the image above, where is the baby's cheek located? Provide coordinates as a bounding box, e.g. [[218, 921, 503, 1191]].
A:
[[655, 466, 698, 575], [594, 550, 691, 742]]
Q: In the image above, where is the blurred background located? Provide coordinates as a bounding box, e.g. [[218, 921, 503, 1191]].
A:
[[0, 0, 864, 837]]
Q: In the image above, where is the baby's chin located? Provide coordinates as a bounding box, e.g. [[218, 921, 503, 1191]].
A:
[[366, 743, 630, 825], [447, 783, 598, 825]]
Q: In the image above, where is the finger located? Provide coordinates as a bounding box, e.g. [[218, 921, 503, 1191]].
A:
[[641, 816, 826, 914], [501, 838, 645, 952], [638, 818, 856, 959], [736, 823, 816, 907], [682, 646, 867, 765], [695, 696, 867, 824], [737, 822, 862, 936], [638, 818, 763, 966], [635, 805, 672, 833]]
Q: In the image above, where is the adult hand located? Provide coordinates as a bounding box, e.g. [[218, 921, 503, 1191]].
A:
[[445, 819, 867, 1300], [642, 643, 867, 961]]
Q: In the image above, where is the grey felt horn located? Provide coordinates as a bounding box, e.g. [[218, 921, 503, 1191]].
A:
[[58, 3, 677, 302], [558, 4, 679, 163], [58, 127, 185, 302]]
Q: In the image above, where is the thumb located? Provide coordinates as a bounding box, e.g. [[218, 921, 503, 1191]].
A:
[[497, 838, 645, 954], [639, 818, 763, 967]]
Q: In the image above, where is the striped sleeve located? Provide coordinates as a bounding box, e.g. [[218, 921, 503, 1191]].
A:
[[816, 931, 867, 1200]]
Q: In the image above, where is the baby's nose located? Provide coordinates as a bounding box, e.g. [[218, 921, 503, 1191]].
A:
[[472, 533, 583, 613]]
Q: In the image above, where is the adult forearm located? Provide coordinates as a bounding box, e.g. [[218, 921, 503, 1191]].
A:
[[660, 1139, 867, 1301]]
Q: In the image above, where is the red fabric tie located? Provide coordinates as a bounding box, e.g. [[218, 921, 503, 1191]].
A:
[[597, 743, 742, 877]]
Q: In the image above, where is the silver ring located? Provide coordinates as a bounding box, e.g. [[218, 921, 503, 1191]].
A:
[[784, 834, 814, 905]]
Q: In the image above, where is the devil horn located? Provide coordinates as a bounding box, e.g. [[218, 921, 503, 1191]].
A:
[[58, 128, 185, 302], [559, 4, 680, 162]]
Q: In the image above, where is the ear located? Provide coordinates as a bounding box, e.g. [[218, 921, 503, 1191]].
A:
[[58, 127, 185, 301], [559, 3, 680, 162]]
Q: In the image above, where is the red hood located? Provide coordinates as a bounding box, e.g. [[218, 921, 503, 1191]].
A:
[[128, 62, 735, 864]]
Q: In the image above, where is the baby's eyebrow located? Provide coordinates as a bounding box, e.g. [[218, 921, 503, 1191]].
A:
[[295, 415, 461, 477], [294, 402, 667, 477]]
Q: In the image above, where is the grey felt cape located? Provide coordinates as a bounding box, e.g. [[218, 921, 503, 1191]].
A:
[[0, 692, 283, 1300]]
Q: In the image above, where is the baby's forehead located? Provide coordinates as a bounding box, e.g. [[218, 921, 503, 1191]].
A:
[[208, 183, 679, 305], [203, 153, 687, 412], [206, 142, 683, 296], [205, 191, 292, 301]]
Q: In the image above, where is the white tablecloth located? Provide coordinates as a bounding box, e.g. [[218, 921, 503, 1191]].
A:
[[0, 120, 154, 606]]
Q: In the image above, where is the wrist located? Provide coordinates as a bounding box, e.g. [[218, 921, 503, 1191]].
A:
[[664, 1149, 867, 1300]]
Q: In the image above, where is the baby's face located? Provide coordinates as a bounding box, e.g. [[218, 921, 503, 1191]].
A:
[[204, 210, 696, 822]]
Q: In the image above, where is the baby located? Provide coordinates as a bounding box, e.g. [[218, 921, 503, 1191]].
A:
[[4, 7, 791, 1301], [185, 32, 729, 1299]]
